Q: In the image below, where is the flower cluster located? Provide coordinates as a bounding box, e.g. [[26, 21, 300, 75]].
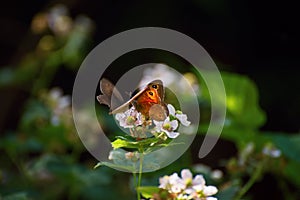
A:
[[42, 87, 71, 126], [115, 107, 143, 128], [158, 169, 218, 200], [115, 104, 190, 139]]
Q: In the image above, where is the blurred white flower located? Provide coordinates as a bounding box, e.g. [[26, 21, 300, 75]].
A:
[[239, 142, 255, 166], [153, 117, 179, 138], [48, 88, 71, 126], [168, 104, 191, 126], [108, 151, 114, 160], [140, 64, 200, 97], [125, 152, 140, 162], [47, 4, 73, 36], [140, 64, 178, 87], [262, 145, 281, 158], [211, 170, 223, 180], [74, 15, 94, 33]]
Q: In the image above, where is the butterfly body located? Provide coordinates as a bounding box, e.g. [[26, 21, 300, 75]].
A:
[[97, 79, 168, 121]]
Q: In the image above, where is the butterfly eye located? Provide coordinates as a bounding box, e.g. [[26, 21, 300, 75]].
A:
[[148, 91, 154, 96], [152, 84, 158, 89]]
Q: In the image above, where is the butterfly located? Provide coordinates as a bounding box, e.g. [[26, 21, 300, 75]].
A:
[[97, 78, 168, 121]]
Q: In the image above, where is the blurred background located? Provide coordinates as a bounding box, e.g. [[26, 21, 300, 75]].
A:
[[0, 0, 299, 200]]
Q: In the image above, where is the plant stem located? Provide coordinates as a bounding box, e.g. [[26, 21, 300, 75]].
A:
[[234, 160, 265, 200], [137, 151, 144, 200]]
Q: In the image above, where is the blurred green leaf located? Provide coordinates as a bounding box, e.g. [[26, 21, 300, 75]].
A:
[[221, 72, 266, 129], [283, 160, 300, 188], [96, 161, 135, 172], [0, 67, 15, 86], [271, 134, 300, 163], [19, 99, 50, 131], [216, 186, 239, 200], [138, 186, 160, 198], [1, 192, 31, 200]]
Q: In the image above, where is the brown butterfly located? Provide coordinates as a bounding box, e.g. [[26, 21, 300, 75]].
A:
[[97, 78, 168, 121]]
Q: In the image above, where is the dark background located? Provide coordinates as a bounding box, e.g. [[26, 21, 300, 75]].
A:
[[0, 0, 299, 133]]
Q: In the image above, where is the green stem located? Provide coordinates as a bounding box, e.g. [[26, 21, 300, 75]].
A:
[[234, 160, 266, 200], [137, 151, 144, 200]]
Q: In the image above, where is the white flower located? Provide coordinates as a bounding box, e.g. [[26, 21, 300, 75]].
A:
[[206, 197, 218, 200], [262, 145, 281, 158], [159, 173, 185, 194], [159, 169, 218, 200], [167, 104, 191, 126], [115, 107, 143, 128], [203, 186, 218, 196], [108, 151, 114, 160], [192, 181, 218, 199], [139, 64, 178, 87], [153, 117, 179, 138], [48, 88, 71, 126], [181, 169, 206, 195], [125, 152, 140, 162], [158, 169, 218, 199], [211, 170, 223, 180], [177, 193, 190, 200], [47, 4, 72, 36]]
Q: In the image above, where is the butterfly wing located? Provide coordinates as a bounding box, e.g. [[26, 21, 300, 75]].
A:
[[103, 79, 168, 120], [110, 80, 162, 114], [149, 103, 168, 121], [147, 80, 165, 101], [110, 87, 147, 114], [97, 78, 124, 111]]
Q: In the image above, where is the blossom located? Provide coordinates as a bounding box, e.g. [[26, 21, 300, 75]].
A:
[[181, 169, 206, 195], [262, 145, 281, 158], [47, 88, 71, 126], [47, 4, 72, 36], [125, 152, 140, 162], [167, 104, 191, 126], [158, 169, 218, 200], [115, 107, 143, 128], [159, 173, 185, 194], [153, 117, 179, 138], [113, 103, 190, 139], [139, 64, 178, 87]]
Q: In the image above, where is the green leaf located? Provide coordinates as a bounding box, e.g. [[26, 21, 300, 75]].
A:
[[111, 137, 161, 150], [2, 192, 31, 200], [284, 160, 300, 187], [95, 161, 135, 172], [221, 72, 266, 129], [137, 186, 160, 198], [272, 134, 300, 163], [197, 71, 266, 129], [216, 186, 239, 200]]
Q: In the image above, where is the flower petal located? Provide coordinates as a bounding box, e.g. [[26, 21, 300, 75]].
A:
[[169, 119, 179, 130], [176, 114, 191, 126], [181, 169, 193, 181], [203, 186, 218, 196], [167, 104, 176, 115], [192, 175, 205, 186], [165, 131, 179, 138]]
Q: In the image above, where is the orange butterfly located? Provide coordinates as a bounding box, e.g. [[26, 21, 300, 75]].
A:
[[97, 79, 168, 121]]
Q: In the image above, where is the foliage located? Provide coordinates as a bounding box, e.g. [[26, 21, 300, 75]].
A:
[[0, 4, 299, 200]]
